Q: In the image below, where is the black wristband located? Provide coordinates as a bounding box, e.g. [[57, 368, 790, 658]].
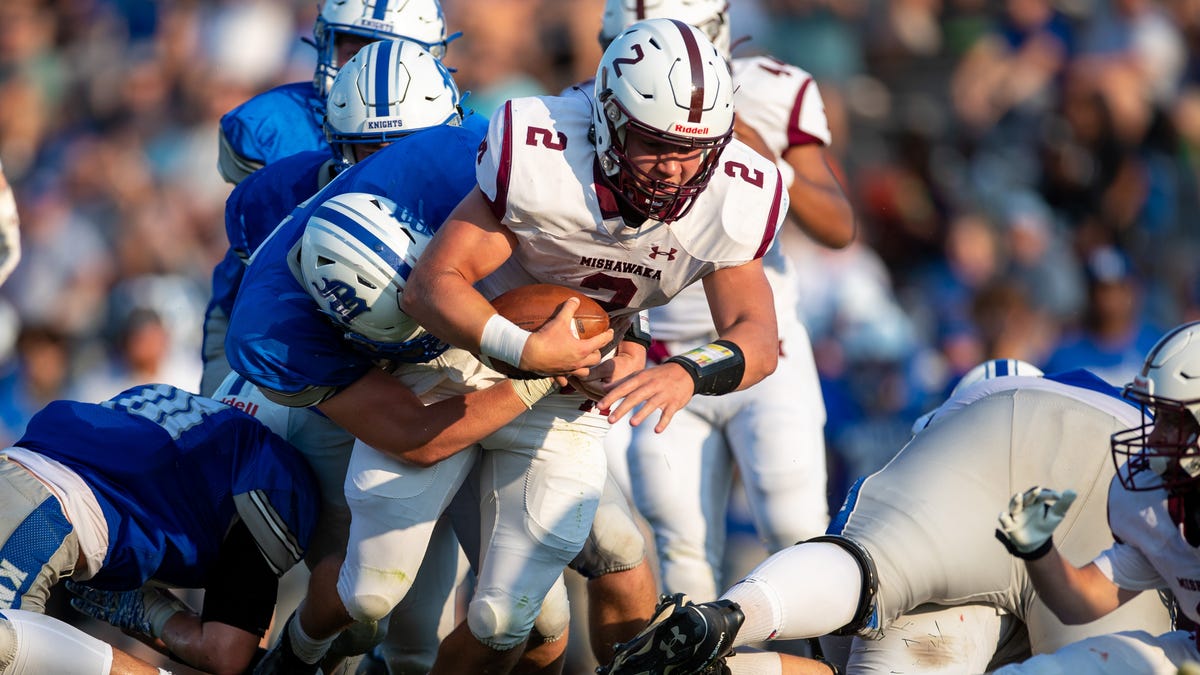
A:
[[994, 528, 1053, 560], [623, 313, 652, 350], [666, 340, 746, 396]]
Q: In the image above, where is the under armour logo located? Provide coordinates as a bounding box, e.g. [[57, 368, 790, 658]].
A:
[[313, 278, 369, 322], [660, 626, 687, 659], [649, 245, 677, 261]]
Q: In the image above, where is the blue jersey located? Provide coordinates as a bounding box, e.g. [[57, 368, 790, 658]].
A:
[[225, 119, 486, 404], [218, 82, 328, 183], [14, 384, 318, 590], [205, 150, 335, 336]]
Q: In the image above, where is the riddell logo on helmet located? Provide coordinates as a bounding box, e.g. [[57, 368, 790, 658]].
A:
[[673, 123, 709, 135]]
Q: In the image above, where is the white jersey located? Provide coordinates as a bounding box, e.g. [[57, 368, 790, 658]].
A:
[[651, 56, 829, 344], [1096, 476, 1200, 624], [474, 93, 788, 341]]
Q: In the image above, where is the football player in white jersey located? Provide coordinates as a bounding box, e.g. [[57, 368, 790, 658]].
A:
[[401, 17, 787, 674], [993, 321, 1200, 674], [600, 360, 1174, 675], [0, 162, 18, 286], [597, 0, 855, 603]]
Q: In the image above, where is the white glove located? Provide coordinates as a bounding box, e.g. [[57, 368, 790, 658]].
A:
[[66, 580, 190, 639], [996, 486, 1077, 560], [510, 377, 560, 408]]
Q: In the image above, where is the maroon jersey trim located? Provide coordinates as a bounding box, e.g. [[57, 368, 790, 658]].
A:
[[754, 171, 783, 259], [786, 77, 824, 148], [485, 101, 516, 221]]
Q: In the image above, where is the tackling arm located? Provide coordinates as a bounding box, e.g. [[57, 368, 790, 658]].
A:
[[317, 366, 558, 467]]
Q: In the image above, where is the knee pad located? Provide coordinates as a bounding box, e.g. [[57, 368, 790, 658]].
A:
[[337, 568, 405, 624], [531, 576, 570, 643], [805, 535, 878, 635], [466, 588, 537, 651], [569, 493, 646, 579]]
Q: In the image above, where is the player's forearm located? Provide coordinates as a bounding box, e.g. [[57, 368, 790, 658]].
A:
[[782, 147, 855, 249], [1026, 551, 1122, 625], [402, 270, 496, 353], [715, 317, 779, 391], [384, 382, 546, 467]]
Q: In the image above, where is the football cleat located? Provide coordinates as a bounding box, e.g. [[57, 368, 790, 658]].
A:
[[598, 593, 744, 675]]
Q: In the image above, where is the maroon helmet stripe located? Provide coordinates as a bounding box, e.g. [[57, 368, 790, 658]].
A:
[[636, 0, 646, 19], [669, 18, 705, 124]]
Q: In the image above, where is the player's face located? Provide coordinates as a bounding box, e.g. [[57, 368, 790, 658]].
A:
[[1148, 405, 1200, 490], [335, 34, 375, 69], [351, 142, 388, 163], [623, 134, 707, 187]]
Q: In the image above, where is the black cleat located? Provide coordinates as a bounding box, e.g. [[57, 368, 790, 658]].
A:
[[598, 593, 745, 675]]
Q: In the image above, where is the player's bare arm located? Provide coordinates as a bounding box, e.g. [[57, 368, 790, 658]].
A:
[[781, 144, 855, 248], [316, 366, 555, 466], [404, 188, 613, 375], [1025, 550, 1136, 625], [600, 261, 778, 432]]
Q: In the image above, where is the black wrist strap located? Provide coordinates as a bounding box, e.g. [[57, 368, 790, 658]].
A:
[[995, 528, 1053, 560], [623, 312, 651, 350], [666, 340, 745, 396]]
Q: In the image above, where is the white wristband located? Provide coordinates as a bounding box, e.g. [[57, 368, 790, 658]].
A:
[[480, 314, 531, 368]]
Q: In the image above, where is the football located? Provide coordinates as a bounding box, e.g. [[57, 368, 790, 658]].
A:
[[488, 284, 610, 378]]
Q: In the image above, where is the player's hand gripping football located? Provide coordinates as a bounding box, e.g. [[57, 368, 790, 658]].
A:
[[996, 486, 1077, 560], [521, 297, 614, 377], [66, 580, 190, 640]]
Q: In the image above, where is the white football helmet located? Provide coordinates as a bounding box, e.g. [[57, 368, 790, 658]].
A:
[[599, 0, 731, 61], [593, 18, 733, 223], [325, 39, 462, 166], [313, 0, 452, 97], [298, 191, 447, 361], [912, 358, 1043, 433], [1112, 322, 1200, 492]]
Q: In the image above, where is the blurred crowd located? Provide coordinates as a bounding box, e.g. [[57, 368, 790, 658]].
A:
[[0, 0, 1198, 512]]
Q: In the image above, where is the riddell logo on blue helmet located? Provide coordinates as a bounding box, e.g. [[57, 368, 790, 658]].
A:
[[313, 278, 370, 321]]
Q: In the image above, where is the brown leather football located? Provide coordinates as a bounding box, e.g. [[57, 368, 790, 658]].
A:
[[490, 284, 610, 340], [487, 284, 610, 378]]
